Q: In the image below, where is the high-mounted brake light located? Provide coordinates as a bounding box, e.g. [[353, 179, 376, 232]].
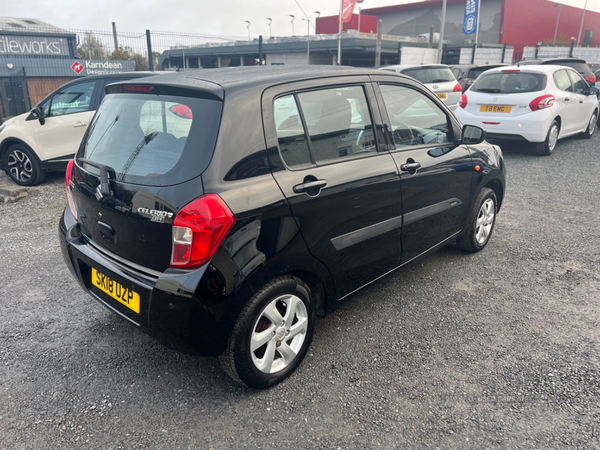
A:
[[502, 69, 520, 73], [529, 94, 555, 112], [170, 194, 235, 269], [585, 75, 597, 84], [123, 85, 154, 92], [459, 94, 468, 109], [65, 159, 78, 221], [453, 83, 462, 92]]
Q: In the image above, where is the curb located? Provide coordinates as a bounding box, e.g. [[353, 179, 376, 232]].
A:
[[0, 185, 29, 203]]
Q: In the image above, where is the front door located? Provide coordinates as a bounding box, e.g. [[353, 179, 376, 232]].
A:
[[264, 81, 403, 299], [32, 80, 98, 161], [373, 79, 474, 264]]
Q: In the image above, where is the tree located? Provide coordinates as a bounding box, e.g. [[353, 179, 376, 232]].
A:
[[77, 33, 107, 60], [109, 45, 134, 61]]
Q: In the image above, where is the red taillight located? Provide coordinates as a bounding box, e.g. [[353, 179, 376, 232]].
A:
[[502, 69, 520, 73], [453, 83, 462, 92], [170, 194, 235, 269], [65, 159, 78, 221], [585, 75, 596, 84], [529, 94, 555, 112], [459, 94, 468, 109], [123, 85, 154, 92]]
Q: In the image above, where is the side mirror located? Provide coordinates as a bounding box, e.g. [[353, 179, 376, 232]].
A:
[[588, 86, 599, 97], [31, 106, 45, 125], [462, 125, 486, 145]]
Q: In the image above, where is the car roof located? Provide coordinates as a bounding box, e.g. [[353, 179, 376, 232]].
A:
[[519, 58, 587, 65], [450, 64, 508, 69], [381, 64, 449, 71], [484, 64, 575, 74], [67, 71, 155, 83], [109, 66, 415, 98]]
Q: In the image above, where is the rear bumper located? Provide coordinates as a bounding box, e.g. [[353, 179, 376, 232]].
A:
[[58, 208, 243, 356], [455, 107, 553, 143]]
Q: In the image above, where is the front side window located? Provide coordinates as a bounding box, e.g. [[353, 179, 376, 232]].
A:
[[273, 85, 377, 167], [379, 84, 452, 148], [48, 81, 96, 117], [568, 71, 588, 95], [553, 70, 573, 92]]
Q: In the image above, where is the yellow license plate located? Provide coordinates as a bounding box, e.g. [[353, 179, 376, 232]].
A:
[[436, 93, 447, 99], [480, 105, 512, 113], [92, 268, 140, 313]]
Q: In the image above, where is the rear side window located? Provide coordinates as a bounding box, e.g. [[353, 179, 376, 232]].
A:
[[273, 86, 377, 167], [79, 93, 222, 186], [402, 67, 455, 84], [568, 71, 588, 95], [471, 72, 546, 93], [553, 70, 573, 92]]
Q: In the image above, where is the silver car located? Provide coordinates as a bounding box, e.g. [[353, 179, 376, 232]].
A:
[[380, 64, 462, 111]]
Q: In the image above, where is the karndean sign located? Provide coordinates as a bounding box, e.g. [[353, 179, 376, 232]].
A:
[[70, 59, 134, 75]]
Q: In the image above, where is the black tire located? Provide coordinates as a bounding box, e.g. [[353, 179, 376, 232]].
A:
[[457, 188, 497, 253], [533, 119, 559, 156], [5, 144, 46, 186], [580, 109, 597, 139], [220, 275, 316, 389]]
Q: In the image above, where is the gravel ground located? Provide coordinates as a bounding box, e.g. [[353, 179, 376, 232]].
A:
[[0, 132, 599, 450]]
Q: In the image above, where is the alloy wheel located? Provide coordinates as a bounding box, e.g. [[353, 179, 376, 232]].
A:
[[250, 294, 308, 374], [474, 198, 495, 245], [590, 113, 597, 136], [7, 150, 33, 183], [548, 124, 559, 152]]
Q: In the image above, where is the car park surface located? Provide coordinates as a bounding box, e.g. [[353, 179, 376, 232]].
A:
[[2, 127, 600, 448], [455, 65, 599, 156], [0, 72, 155, 186], [58, 66, 504, 388]]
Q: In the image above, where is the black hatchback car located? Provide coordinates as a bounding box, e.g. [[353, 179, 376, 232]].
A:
[[450, 64, 508, 92], [518, 58, 597, 85], [59, 66, 505, 388]]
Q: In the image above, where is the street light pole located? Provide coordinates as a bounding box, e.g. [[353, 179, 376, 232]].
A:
[[337, 0, 343, 65], [438, 0, 447, 64], [289, 15, 295, 36], [357, 0, 365, 33], [266, 18, 272, 39], [553, 4, 561, 45], [576, 0, 588, 47], [245, 21, 251, 42], [302, 18, 310, 64]]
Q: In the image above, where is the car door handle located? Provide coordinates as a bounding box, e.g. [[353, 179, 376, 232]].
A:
[[293, 179, 327, 193], [73, 121, 87, 128], [400, 162, 421, 171]]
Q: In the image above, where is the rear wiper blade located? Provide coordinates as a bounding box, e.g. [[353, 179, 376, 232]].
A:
[[79, 158, 113, 200], [476, 88, 502, 93], [431, 79, 453, 83]]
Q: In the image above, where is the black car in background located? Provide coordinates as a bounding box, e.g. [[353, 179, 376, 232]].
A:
[[59, 66, 505, 388], [518, 58, 597, 85], [450, 64, 508, 92]]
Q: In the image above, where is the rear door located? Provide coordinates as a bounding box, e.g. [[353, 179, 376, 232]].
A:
[[32, 80, 98, 161], [567, 69, 597, 130], [372, 77, 473, 264], [264, 78, 403, 299], [553, 69, 579, 134]]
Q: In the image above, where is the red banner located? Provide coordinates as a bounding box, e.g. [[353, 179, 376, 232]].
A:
[[342, 0, 357, 23]]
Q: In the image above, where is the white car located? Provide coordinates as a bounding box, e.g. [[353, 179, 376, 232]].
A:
[[455, 65, 599, 156], [0, 72, 154, 186], [380, 64, 462, 111]]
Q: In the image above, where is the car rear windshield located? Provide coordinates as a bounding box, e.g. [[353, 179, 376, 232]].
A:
[[468, 66, 501, 79], [471, 72, 547, 94], [78, 93, 222, 186], [402, 67, 455, 84]]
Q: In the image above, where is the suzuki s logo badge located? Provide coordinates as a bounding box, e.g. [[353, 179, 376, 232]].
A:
[[137, 207, 174, 223]]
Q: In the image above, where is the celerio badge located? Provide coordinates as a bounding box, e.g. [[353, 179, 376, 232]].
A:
[[137, 207, 174, 223]]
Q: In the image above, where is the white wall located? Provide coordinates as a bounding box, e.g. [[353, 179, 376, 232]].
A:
[[523, 46, 600, 64], [400, 47, 438, 65], [459, 47, 513, 64]]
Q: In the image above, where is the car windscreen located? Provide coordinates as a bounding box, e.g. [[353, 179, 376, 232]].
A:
[[468, 66, 501, 79], [556, 61, 593, 76], [471, 72, 547, 94], [78, 93, 222, 186], [402, 67, 455, 84]]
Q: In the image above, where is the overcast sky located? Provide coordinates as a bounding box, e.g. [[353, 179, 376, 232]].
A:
[[4, 0, 600, 39]]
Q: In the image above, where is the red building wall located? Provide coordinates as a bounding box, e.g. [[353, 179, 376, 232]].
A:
[[500, 0, 600, 58], [316, 14, 379, 35]]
